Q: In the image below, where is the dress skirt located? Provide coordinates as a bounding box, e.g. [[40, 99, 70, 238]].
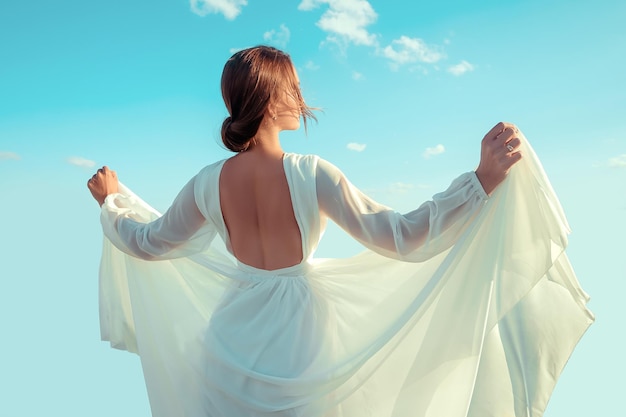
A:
[[98, 134, 593, 417]]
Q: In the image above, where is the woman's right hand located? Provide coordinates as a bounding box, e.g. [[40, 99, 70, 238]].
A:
[[88, 166, 119, 206], [475, 122, 523, 195]]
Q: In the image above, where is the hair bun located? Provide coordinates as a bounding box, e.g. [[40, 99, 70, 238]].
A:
[[221, 116, 251, 152]]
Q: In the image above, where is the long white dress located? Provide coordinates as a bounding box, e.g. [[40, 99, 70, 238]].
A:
[[98, 133, 593, 417]]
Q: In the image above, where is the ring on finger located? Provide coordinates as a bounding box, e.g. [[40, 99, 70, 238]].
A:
[[506, 144, 514, 152]]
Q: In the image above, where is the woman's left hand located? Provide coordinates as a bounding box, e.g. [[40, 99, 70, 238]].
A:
[[88, 166, 119, 206], [475, 122, 523, 195]]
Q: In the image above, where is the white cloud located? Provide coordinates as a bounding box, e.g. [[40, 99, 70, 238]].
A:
[[448, 60, 474, 76], [298, 1, 452, 74], [347, 142, 367, 152], [608, 154, 626, 168], [304, 60, 320, 71], [298, 0, 378, 46], [229, 46, 246, 54], [67, 156, 96, 168], [0, 151, 20, 160], [381, 36, 445, 69], [352, 71, 364, 81], [388, 182, 413, 194], [263, 24, 291, 48], [190, 0, 247, 20], [423, 144, 445, 159]]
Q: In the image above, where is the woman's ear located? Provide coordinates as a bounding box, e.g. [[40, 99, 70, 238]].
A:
[[266, 103, 278, 121]]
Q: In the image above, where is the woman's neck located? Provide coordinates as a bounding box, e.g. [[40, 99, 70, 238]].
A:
[[248, 122, 284, 158]]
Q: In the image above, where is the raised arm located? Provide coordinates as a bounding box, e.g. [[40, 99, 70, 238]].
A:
[[88, 167, 211, 260], [316, 122, 522, 261], [316, 160, 488, 261]]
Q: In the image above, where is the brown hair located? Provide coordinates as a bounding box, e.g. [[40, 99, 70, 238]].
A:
[[220, 46, 317, 152]]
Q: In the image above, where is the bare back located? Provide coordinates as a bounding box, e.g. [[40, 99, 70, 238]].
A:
[[219, 153, 303, 270]]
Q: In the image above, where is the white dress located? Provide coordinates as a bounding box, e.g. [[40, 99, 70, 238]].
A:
[[98, 133, 593, 417]]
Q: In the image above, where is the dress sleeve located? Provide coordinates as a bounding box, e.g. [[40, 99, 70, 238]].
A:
[[100, 175, 215, 260], [316, 158, 489, 262]]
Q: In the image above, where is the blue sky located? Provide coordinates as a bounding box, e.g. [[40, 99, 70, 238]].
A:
[[1, 0, 624, 415]]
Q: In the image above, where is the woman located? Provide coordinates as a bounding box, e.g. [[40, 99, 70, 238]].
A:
[[89, 46, 592, 417]]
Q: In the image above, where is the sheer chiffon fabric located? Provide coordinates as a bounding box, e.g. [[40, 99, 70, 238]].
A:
[[98, 132, 593, 417]]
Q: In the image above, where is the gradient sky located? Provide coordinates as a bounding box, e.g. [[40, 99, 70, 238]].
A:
[[1, 0, 624, 415]]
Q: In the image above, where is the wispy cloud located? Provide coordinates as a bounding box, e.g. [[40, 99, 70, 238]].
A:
[[389, 182, 413, 194], [608, 154, 626, 168], [448, 60, 474, 76], [263, 24, 291, 48], [67, 156, 96, 168], [423, 144, 445, 159], [381, 36, 445, 70], [229, 46, 246, 54], [304, 60, 320, 71], [347, 142, 367, 152], [190, 0, 247, 20], [387, 182, 431, 195], [352, 71, 364, 81], [0, 151, 20, 161], [298, 0, 378, 46]]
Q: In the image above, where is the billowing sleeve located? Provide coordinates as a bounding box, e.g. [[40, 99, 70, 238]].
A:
[[316, 158, 488, 261], [100, 175, 216, 260]]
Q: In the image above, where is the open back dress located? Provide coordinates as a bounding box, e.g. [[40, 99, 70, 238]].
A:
[[97, 132, 593, 417]]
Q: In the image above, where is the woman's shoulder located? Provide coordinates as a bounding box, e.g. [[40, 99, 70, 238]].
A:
[[195, 158, 228, 178], [191, 158, 229, 195], [284, 153, 345, 186], [284, 153, 340, 170], [284, 152, 319, 163]]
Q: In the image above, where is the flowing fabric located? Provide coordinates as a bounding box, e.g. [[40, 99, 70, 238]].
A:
[[98, 132, 593, 417]]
